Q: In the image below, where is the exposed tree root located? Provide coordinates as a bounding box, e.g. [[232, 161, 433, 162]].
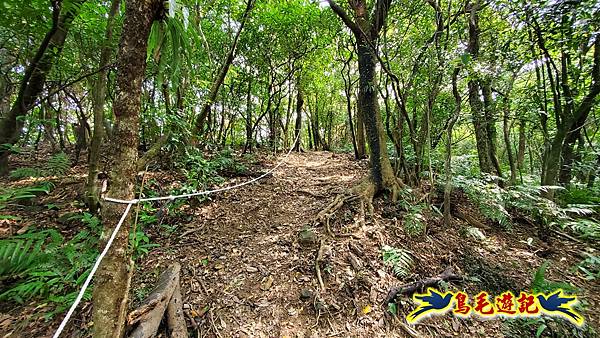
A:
[[383, 267, 461, 305], [314, 174, 403, 236], [315, 239, 326, 292]]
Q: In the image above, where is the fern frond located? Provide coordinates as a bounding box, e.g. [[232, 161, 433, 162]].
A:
[[531, 261, 576, 294], [0, 240, 47, 278], [382, 246, 414, 279], [45, 153, 70, 176]]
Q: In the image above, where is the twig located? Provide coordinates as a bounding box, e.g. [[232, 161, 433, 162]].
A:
[[132, 166, 149, 250], [315, 240, 326, 292], [179, 224, 206, 238], [398, 320, 420, 338]]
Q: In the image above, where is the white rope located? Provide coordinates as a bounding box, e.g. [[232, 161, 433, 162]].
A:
[[103, 133, 300, 204], [53, 202, 134, 338], [53, 133, 300, 336]]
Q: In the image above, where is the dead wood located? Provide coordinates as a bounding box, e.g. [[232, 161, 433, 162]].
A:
[[384, 267, 461, 304], [348, 251, 362, 271], [166, 281, 187, 337], [454, 208, 490, 230], [128, 263, 182, 338]]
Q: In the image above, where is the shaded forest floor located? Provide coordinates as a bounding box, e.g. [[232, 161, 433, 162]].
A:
[[1, 150, 599, 337]]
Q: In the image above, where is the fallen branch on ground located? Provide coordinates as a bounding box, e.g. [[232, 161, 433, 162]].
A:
[[454, 208, 490, 230], [384, 267, 461, 304], [315, 240, 326, 292]]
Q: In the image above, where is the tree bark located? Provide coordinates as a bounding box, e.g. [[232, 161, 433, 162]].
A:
[[502, 94, 516, 185], [444, 68, 461, 226], [0, 0, 86, 174], [482, 80, 502, 177], [355, 93, 366, 159], [86, 0, 121, 214], [92, 0, 162, 337]]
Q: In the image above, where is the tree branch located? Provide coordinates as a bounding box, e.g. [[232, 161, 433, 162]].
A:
[[326, 0, 362, 37], [372, 0, 393, 36]]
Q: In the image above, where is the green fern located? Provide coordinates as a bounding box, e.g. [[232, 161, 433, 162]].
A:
[[403, 205, 426, 236], [0, 240, 47, 279], [0, 182, 54, 210], [45, 152, 70, 176], [9, 167, 42, 180], [565, 219, 600, 240], [576, 254, 600, 281], [382, 245, 414, 279], [531, 261, 576, 294]]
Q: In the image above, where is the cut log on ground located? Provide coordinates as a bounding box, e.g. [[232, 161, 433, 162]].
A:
[[127, 263, 187, 338], [166, 281, 187, 337], [384, 267, 461, 305]]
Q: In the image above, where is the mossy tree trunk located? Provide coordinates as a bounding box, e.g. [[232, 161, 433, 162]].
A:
[[327, 0, 399, 199], [92, 0, 163, 337], [86, 0, 121, 214]]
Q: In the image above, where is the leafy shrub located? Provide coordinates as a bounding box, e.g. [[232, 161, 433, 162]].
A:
[[129, 229, 160, 261], [575, 254, 600, 281], [561, 186, 600, 205], [382, 245, 414, 279], [403, 204, 426, 236]]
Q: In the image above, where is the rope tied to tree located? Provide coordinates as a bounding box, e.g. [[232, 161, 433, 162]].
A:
[[52, 133, 299, 337]]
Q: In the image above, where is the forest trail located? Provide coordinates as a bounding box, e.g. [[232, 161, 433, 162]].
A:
[[137, 151, 380, 337]]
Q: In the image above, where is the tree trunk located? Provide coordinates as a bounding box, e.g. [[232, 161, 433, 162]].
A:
[[342, 52, 359, 159], [444, 68, 461, 226], [517, 119, 526, 173], [86, 0, 121, 214], [482, 80, 502, 177], [0, 0, 86, 173], [356, 38, 397, 196], [327, 0, 398, 199], [503, 95, 516, 185], [293, 83, 303, 152], [543, 38, 599, 192], [355, 96, 366, 159], [466, 0, 493, 175], [92, 0, 162, 337], [243, 77, 253, 153]]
